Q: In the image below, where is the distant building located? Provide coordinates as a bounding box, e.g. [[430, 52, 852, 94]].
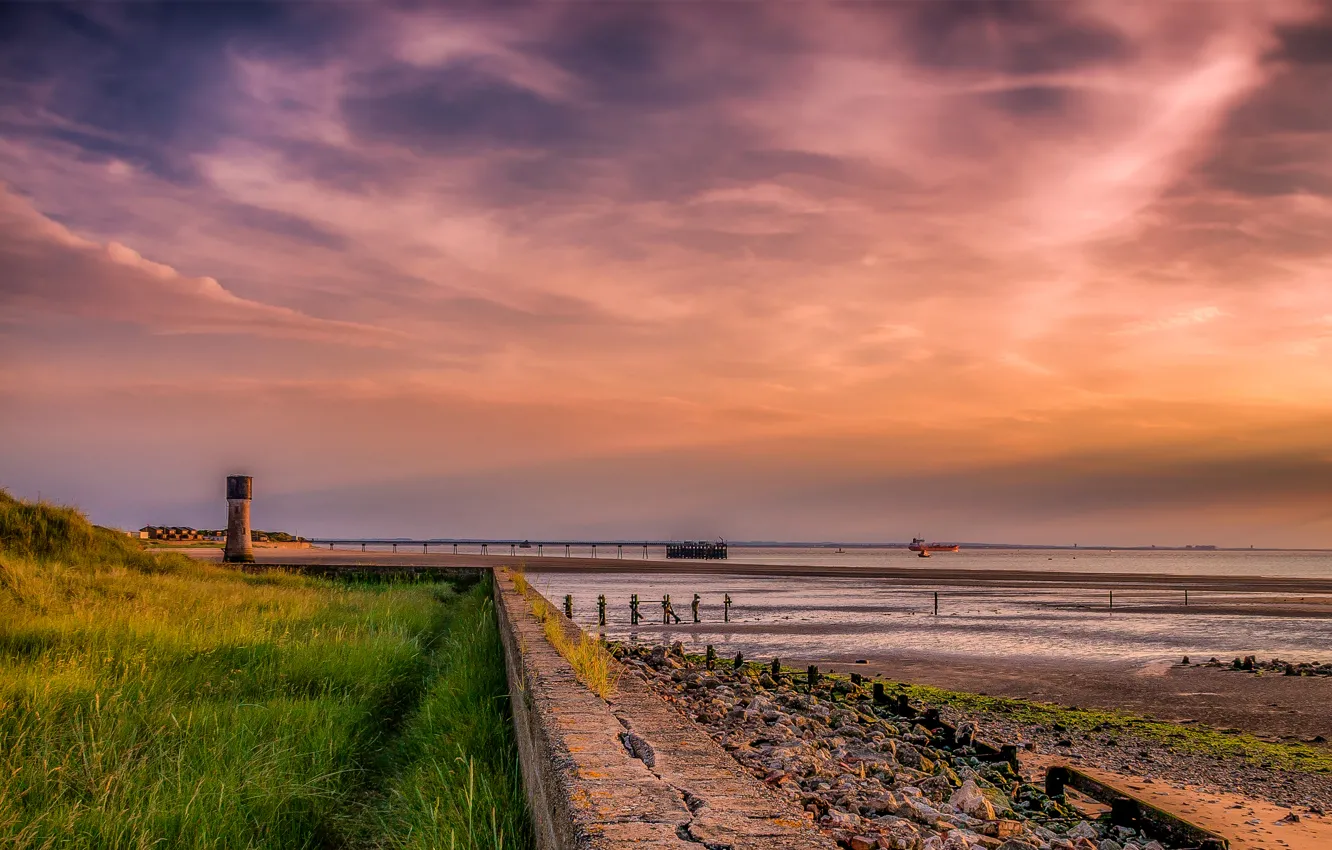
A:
[[140, 526, 204, 541], [137, 526, 283, 543]]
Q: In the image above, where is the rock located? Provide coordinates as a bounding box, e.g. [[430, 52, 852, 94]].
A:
[[996, 841, 1038, 850], [868, 792, 904, 815], [896, 743, 923, 769], [949, 780, 997, 821], [899, 795, 946, 825], [919, 775, 954, 803], [942, 833, 974, 850], [850, 835, 877, 850], [1097, 841, 1122, 850], [1067, 822, 1098, 841]]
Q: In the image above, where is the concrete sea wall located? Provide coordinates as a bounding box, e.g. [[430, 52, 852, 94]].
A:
[[493, 569, 835, 850]]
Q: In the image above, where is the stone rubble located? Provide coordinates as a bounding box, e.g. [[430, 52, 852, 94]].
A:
[[613, 642, 1189, 850], [1195, 654, 1332, 677]]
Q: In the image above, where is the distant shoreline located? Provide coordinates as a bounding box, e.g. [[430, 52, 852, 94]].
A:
[[190, 549, 1332, 594]]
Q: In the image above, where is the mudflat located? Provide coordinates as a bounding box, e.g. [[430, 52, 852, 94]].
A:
[[813, 654, 1332, 743], [196, 548, 1332, 595]]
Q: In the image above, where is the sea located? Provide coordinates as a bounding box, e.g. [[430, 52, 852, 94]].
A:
[[521, 547, 1332, 667]]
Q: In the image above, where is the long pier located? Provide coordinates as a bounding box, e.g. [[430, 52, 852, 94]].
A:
[[308, 538, 695, 558]]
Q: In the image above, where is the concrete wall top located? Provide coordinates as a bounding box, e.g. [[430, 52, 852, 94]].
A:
[[493, 569, 836, 850]]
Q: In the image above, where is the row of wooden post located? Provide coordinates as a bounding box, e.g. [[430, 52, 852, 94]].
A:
[[568, 593, 736, 626], [558, 589, 1196, 625]]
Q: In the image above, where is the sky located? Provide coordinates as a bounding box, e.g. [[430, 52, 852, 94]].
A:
[[2, 1, 1332, 546]]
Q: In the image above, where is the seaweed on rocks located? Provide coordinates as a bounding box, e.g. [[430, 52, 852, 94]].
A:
[[613, 642, 1191, 850]]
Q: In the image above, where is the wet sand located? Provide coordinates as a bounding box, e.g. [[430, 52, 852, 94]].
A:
[[195, 548, 1332, 738], [812, 654, 1331, 742], [196, 549, 1332, 596]]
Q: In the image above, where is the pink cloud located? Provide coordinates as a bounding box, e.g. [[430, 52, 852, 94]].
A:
[[0, 186, 397, 345]]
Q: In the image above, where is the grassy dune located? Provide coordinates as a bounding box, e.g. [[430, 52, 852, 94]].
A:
[[0, 491, 531, 849]]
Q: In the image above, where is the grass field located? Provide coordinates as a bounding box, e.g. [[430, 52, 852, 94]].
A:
[[0, 491, 531, 849]]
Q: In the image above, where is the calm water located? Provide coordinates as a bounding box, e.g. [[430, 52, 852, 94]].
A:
[[484, 545, 1332, 579], [525, 548, 1332, 666], [719, 546, 1331, 579]]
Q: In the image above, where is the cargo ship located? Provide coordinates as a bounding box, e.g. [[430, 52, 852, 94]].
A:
[[909, 537, 959, 553]]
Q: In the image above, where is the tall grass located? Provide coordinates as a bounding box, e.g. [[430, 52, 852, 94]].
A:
[[377, 592, 531, 849], [0, 490, 182, 573], [511, 570, 619, 700], [0, 490, 532, 849]]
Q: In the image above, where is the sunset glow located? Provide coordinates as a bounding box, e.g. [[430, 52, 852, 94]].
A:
[[3, 2, 1332, 545]]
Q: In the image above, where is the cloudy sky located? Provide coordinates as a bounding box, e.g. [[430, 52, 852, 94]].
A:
[[2, 1, 1331, 546]]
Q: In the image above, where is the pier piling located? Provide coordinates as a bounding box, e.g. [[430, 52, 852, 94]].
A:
[[564, 594, 573, 618]]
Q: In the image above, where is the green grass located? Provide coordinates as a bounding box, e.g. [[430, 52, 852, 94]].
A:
[[0, 490, 532, 849]]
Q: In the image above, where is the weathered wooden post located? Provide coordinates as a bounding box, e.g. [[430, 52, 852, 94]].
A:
[[691, 593, 701, 623], [807, 665, 819, 690], [873, 682, 887, 705], [597, 594, 606, 626], [1109, 590, 1114, 611], [896, 693, 912, 716], [706, 645, 716, 670], [933, 591, 938, 616], [1185, 589, 1189, 606], [734, 651, 744, 669], [564, 594, 573, 618], [723, 593, 732, 622], [851, 672, 862, 686], [771, 658, 781, 680], [630, 594, 640, 626], [223, 475, 254, 564]]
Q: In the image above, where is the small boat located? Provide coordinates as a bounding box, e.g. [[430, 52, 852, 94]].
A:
[[909, 537, 959, 553], [917, 549, 931, 558], [834, 547, 846, 554], [519, 540, 532, 549]]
